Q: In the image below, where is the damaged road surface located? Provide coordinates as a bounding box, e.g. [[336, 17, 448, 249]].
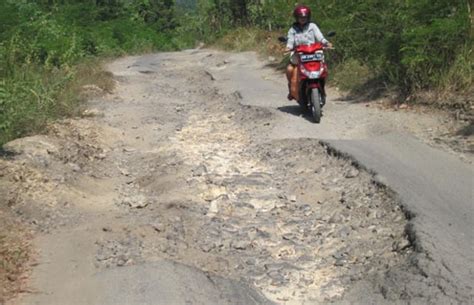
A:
[[2, 50, 472, 305]]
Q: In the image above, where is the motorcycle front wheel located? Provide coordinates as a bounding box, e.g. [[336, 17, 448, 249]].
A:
[[310, 89, 322, 123]]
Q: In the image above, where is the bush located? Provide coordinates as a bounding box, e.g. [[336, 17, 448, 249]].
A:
[[0, 0, 186, 146], [0, 67, 71, 144], [200, 0, 472, 98], [332, 59, 372, 92]]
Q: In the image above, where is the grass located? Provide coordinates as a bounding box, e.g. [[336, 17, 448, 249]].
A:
[[212, 27, 286, 59], [331, 59, 372, 92], [213, 27, 473, 114], [434, 44, 474, 110], [0, 60, 114, 146]]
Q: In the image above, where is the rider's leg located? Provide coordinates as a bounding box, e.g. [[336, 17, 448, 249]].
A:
[[286, 64, 293, 82], [286, 64, 294, 100]]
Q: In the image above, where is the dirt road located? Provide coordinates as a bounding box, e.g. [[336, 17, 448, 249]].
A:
[[2, 49, 472, 304]]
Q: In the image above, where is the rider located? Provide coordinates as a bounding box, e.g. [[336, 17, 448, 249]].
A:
[[285, 5, 333, 102]]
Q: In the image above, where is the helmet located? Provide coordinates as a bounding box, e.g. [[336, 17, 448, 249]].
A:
[[293, 5, 311, 20]]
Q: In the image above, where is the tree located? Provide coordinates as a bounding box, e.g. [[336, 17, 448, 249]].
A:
[[136, 0, 176, 30]]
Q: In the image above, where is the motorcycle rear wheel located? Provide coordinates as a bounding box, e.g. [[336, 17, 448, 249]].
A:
[[310, 89, 322, 123]]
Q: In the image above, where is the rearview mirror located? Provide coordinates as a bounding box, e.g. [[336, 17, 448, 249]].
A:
[[278, 36, 288, 43], [327, 31, 336, 37]]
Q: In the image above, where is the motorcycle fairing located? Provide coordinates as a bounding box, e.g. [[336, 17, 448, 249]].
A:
[[295, 42, 325, 53]]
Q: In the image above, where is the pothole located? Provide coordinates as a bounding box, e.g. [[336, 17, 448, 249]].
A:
[[127, 97, 412, 303]]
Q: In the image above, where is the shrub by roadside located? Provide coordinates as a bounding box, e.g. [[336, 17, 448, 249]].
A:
[[193, 0, 472, 112], [210, 25, 472, 117], [0, 61, 115, 146], [0, 1, 183, 147]]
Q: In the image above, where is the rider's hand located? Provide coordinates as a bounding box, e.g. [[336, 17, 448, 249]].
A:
[[326, 42, 334, 49]]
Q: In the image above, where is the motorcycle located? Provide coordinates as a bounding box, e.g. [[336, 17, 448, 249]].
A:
[[279, 32, 335, 123]]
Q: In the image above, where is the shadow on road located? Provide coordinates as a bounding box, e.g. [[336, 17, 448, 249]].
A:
[[0, 148, 17, 159], [277, 105, 316, 123], [456, 122, 474, 137]]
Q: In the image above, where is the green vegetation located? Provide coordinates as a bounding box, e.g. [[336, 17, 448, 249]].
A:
[[186, 0, 472, 104], [0, 3, 471, 299], [0, 0, 189, 146], [0, 0, 472, 145]]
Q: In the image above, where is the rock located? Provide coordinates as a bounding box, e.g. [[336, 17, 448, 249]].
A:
[[138, 70, 155, 74], [151, 222, 165, 233], [256, 229, 271, 239], [267, 270, 289, 286], [300, 273, 314, 285], [328, 212, 343, 224], [345, 168, 360, 178], [289, 195, 297, 202], [202, 186, 227, 202], [277, 193, 287, 200], [204, 70, 216, 81], [335, 259, 345, 267], [368, 210, 384, 219], [96, 153, 107, 160], [123, 195, 149, 209], [275, 201, 287, 209], [193, 164, 208, 177], [200, 243, 216, 253], [120, 168, 130, 177], [115, 255, 132, 267], [207, 195, 232, 217], [82, 108, 103, 117], [264, 262, 298, 272], [223, 176, 266, 186], [233, 91, 243, 100], [96, 251, 110, 262], [332, 251, 346, 260], [365, 250, 374, 259], [282, 233, 297, 241], [232, 240, 251, 250], [392, 239, 411, 252], [3, 135, 58, 156], [368, 225, 377, 232], [248, 198, 275, 212], [338, 226, 352, 238], [68, 162, 81, 172], [207, 200, 219, 216]]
